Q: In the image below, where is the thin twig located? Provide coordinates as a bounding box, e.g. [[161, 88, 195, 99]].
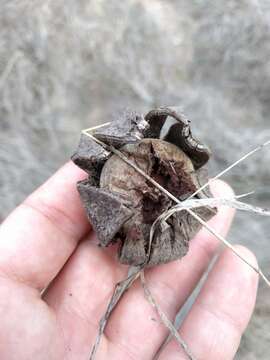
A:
[[140, 270, 196, 360]]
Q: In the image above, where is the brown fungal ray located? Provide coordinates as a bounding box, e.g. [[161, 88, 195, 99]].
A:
[[77, 179, 134, 246], [71, 133, 109, 176], [99, 138, 215, 266], [71, 108, 148, 175], [93, 108, 149, 148], [145, 106, 211, 169]]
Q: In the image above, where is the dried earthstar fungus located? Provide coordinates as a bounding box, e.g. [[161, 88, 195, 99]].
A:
[[72, 107, 217, 266]]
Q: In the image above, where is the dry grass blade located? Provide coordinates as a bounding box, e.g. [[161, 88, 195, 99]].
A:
[[83, 122, 111, 133], [140, 271, 196, 360], [189, 140, 270, 199], [162, 197, 270, 222], [177, 206, 270, 287], [90, 266, 141, 360]]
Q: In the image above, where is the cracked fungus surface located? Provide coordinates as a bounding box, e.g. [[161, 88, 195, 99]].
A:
[[99, 138, 212, 266]]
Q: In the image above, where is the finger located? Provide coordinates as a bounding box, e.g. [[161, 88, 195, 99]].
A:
[[43, 233, 128, 358], [159, 246, 259, 360], [103, 180, 235, 359], [0, 162, 90, 290]]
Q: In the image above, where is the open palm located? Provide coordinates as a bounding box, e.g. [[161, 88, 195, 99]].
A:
[[0, 162, 258, 360]]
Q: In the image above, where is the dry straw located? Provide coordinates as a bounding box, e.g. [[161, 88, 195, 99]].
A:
[[82, 123, 270, 360]]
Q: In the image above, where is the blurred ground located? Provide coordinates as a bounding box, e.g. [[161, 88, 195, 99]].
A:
[[0, 0, 270, 358]]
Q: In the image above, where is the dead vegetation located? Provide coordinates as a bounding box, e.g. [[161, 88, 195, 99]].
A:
[[1, 1, 270, 358]]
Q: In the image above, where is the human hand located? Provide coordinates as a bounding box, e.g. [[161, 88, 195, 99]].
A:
[[0, 162, 258, 360]]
